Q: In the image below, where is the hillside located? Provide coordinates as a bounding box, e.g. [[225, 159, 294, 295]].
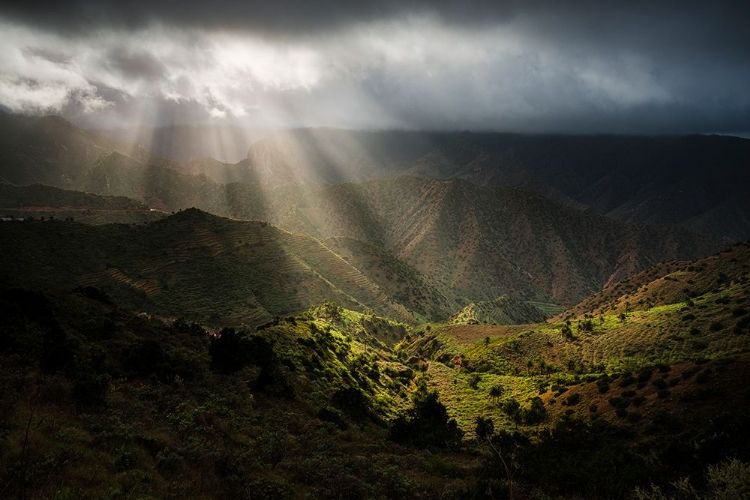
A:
[[394, 243, 750, 496], [0, 114, 226, 212], [0, 183, 164, 225], [9, 115, 750, 240], [3, 177, 720, 316], [106, 125, 750, 240], [1, 243, 749, 499], [221, 177, 726, 306], [0, 209, 419, 326], [0, 286, 480, 499], [563, 242, 750, 319]]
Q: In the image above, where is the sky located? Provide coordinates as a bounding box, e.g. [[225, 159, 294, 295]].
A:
[[0, 0, 748, 134]]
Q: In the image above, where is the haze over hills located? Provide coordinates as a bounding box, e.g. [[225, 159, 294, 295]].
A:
[[3, 113, 749, 240], [0, 113, 737, 315], [97, 120, 750, 242], [222, 177, 726, 306]]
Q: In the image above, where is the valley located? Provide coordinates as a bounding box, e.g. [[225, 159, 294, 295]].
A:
[[0, 113, 748, 499]]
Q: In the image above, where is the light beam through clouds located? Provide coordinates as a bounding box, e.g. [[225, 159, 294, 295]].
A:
[[0, 1, 748, 135]]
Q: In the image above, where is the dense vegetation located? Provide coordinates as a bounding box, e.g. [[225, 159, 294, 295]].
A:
[[1, 242, 749, 498]]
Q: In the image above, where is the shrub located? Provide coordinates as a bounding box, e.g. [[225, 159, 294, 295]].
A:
[[626, 412, 643, 423], [709, 322, 724, 332], [332, 387, 371, 420], [475, 416, 494, 440], [389, 389, 463, 449], [608, 397, 629, 409], [564, 393, 581, 406], [317, 407, 348, 430], [637, 369, 653, 383], [652, 378, 667, 390], [524, 397, 547, 425]]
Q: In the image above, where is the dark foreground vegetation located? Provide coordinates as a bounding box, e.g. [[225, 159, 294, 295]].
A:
[[1, 268, 749, 498]]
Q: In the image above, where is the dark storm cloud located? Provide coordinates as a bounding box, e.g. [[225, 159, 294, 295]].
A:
[[1, 0, 748, 50], [105, 47, 167, 80], [0, 0, 517, 34], [0, 0, 748, 134]]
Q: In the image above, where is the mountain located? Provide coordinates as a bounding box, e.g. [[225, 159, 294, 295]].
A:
[[8, 114, 750, 241], [0, 182, 726, 323], [0, 183, 166, 225], [1, 241, 748, 500], [0, 209, 426, 325], [98, 124, 749, 240], [95, 123, 270, 163], [248, 130, 750, 240], [0, 114, 731, 315], [220, 177, 727, 306], [0, 114, 226, 212]]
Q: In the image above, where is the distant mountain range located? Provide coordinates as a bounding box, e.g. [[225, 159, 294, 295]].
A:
[[2, 113, 749, 500], [0, 113, 745, 319], [4, 113, 748, 240]]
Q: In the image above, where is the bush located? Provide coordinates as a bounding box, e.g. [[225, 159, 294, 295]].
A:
[[626, 412, 643, 423], [523, 397, 547, 425], [71, 370, 110, 407], [332, 387, 371, 420], [609, 397, 630, 409], [564, 393, 581, 406], [317, 407, 348, 430], [389, 389, 463, 449], [475, 416, 494, 440], [695, 370, 712, 384], [652, 378, 667, 390]]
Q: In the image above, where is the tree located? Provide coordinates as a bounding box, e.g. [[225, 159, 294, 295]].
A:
[[475, 416, 495, 440], [489, 384, 504, 403], [523, 397, 547, 425], [389, 389, 464, 449], [469, 373, 482, 389], [502, 398, 522, 429]]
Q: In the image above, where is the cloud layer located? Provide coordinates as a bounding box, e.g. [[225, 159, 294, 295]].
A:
[[0, 1, 748, 133]]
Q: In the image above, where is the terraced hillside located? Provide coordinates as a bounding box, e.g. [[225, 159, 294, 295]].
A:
[[223, 177, 726, 306], [397, 243, 750, 446], [159, 127, 750, 240]]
